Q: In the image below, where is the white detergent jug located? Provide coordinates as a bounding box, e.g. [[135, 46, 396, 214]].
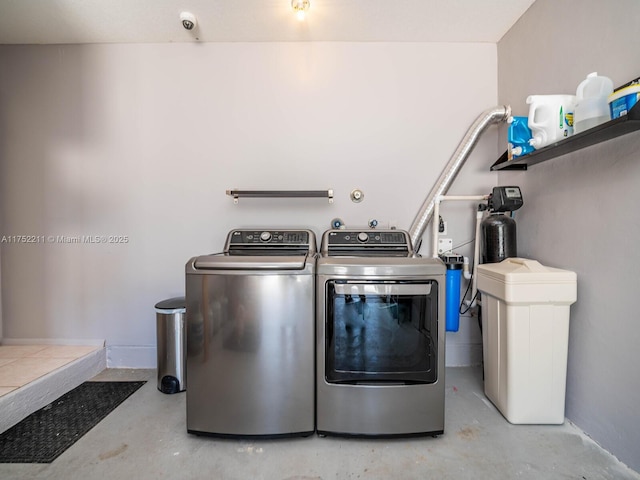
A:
[[526, 94, 577, 149], [574, 72, 613, 133]]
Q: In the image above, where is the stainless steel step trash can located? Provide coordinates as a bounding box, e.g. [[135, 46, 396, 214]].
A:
[[155, 297, 186, 394]]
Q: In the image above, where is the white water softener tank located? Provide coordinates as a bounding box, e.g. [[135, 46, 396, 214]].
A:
[[477, 259, 576, 424], [574, 72, 613, 133], [526, 94, 576, 149]]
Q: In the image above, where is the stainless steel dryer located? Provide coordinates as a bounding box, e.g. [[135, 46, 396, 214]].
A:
[[186, 229, 316, 438], [316, 229, 446, 437]]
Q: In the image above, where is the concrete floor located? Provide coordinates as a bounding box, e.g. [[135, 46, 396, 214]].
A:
[[0, 367, 638, 480]]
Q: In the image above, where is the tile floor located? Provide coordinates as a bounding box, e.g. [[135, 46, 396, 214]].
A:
[[0, 366, 638, 480], [0, 345, 102, 397]]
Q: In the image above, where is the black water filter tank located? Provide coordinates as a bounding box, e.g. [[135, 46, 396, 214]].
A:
[[482, 213, 517, 263]]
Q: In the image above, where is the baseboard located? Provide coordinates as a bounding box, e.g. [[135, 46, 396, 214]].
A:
[[0, 347, 106, 433], [1, 338, 105, 347], [100, 344, 483, 368], [2, 340, 479, 368], [106, 345, 156, 368], [1, 340, 156, 368]]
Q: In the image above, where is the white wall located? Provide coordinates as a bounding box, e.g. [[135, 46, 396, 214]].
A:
[[0, 255, 3, 341], [0, 42, 499, 366], [498, 0, 640, 471]]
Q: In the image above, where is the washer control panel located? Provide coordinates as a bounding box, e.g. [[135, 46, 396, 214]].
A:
[[226, 230, 312, 249], [229, 230, 308, 245]]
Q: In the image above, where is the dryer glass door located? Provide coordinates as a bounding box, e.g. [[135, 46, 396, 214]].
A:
[[325, 281, 438, 384]]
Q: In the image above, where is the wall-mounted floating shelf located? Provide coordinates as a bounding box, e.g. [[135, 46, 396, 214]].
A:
[[226, 189, 334, 204], [491, 101, 640, 171]]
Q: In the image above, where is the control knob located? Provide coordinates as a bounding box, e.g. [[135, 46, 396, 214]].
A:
[[357, 232, 369, 243], [260, 231, 272, 242]]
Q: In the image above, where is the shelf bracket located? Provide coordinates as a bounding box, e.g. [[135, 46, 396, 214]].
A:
[[491, 151, 528, 171]]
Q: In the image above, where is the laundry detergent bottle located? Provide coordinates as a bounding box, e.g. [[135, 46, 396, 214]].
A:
[[526, 94, 577, 149]]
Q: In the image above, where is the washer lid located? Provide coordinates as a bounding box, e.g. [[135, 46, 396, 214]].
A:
[[193, 254, 309, 270]]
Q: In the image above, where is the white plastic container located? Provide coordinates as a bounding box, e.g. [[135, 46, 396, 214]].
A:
[[609, 84, 640, 119], [477, 258, 577, 424], [526, 94, 576, 149], [574, 72, 613, 133]]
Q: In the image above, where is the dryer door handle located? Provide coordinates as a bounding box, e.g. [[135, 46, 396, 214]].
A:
[[333, 283, 432, 296]]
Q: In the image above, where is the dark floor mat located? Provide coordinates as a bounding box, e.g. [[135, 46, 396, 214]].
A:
[[0, 381, 145, 463]]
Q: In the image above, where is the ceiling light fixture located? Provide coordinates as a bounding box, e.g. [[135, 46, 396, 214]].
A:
[[291, 0, 310, 21]]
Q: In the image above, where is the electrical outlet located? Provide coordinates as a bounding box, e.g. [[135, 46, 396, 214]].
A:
[[438, 238, 453, 254]]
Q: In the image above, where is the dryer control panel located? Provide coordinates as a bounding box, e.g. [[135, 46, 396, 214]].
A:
[[321, 229, 413, 257]]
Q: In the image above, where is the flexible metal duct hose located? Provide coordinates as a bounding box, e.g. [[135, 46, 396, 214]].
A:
[[408, 105, 511, 251]]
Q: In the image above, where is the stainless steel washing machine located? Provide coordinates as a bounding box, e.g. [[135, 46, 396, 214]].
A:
[[316, 229, 446, 437], [186, 229, 316, 438]]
